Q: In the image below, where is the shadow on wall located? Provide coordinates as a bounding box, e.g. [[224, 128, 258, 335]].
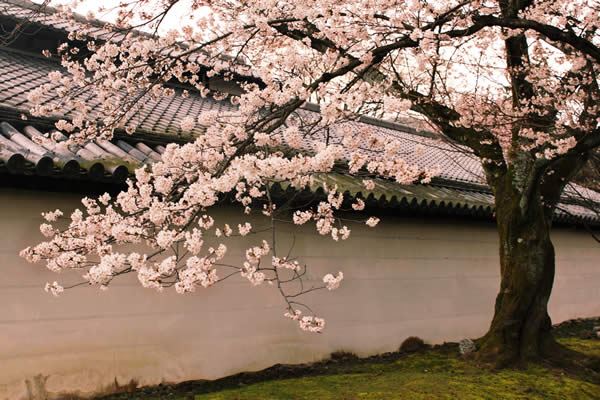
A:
[[25, 374, 138, 400]]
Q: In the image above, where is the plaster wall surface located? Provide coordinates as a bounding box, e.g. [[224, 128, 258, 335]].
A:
[[0, 188, 598, 399]]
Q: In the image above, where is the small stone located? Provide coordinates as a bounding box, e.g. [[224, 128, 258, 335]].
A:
[[399, 336, 426, 353], [459, 339, 476, 355]]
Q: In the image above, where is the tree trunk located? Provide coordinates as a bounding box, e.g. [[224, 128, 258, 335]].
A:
[[477, 185, 557, 365]]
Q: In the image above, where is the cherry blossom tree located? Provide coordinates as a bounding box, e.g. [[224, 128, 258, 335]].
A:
[[20, 0, 600, 365]]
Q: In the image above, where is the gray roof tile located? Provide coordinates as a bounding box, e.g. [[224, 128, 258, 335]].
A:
[[0, 48, 237, 136], [0, 1, 599, 224], [0, 121, 159, 182]]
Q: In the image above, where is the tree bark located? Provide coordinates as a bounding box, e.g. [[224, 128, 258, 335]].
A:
[[477, 182, 557, 365]]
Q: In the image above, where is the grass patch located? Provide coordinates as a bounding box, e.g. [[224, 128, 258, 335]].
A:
[[97, 337, 600, 400], [190, 343, 599, 400], [557, 338, 600, 359]]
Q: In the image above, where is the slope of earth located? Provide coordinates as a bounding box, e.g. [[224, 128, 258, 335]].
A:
[[89, 318, 600, 400]]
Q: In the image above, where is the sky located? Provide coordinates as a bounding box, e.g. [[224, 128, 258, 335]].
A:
[[30, 0, 202, 35]]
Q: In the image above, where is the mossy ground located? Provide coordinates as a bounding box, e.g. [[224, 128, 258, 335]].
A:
[[96, 318, 600, 400]]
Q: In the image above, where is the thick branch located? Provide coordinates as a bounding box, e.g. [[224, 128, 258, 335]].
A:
[[473, 15, 600, 63]]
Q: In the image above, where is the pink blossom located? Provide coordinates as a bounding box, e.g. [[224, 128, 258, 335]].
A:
[[365, 217, 380, 227], [180, 115, 195, 132], [323, 271, 344, 290], [45, 281, 64, 297], [238, 222, 252, 236]]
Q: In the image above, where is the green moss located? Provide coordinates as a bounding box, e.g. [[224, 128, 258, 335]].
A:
[[188, 353, 598, 400], [97, 339, 600, 400], [558, 338, 600, 359]]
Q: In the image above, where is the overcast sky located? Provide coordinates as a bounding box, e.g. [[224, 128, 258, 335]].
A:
[[30, 0, 201, 34]]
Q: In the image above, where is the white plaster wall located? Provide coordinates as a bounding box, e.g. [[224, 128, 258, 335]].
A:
[[0, 188, 598, 399]]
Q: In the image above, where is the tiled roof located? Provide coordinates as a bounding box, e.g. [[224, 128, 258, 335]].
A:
[[0, 120, 165, 182], [0, 1, 599, 224], [0, 49, 237, 138], [0, 48, 484, 184], [289, 110, 486, 186], [1, 117, 597, 224], [306, 174, 599, 225]]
